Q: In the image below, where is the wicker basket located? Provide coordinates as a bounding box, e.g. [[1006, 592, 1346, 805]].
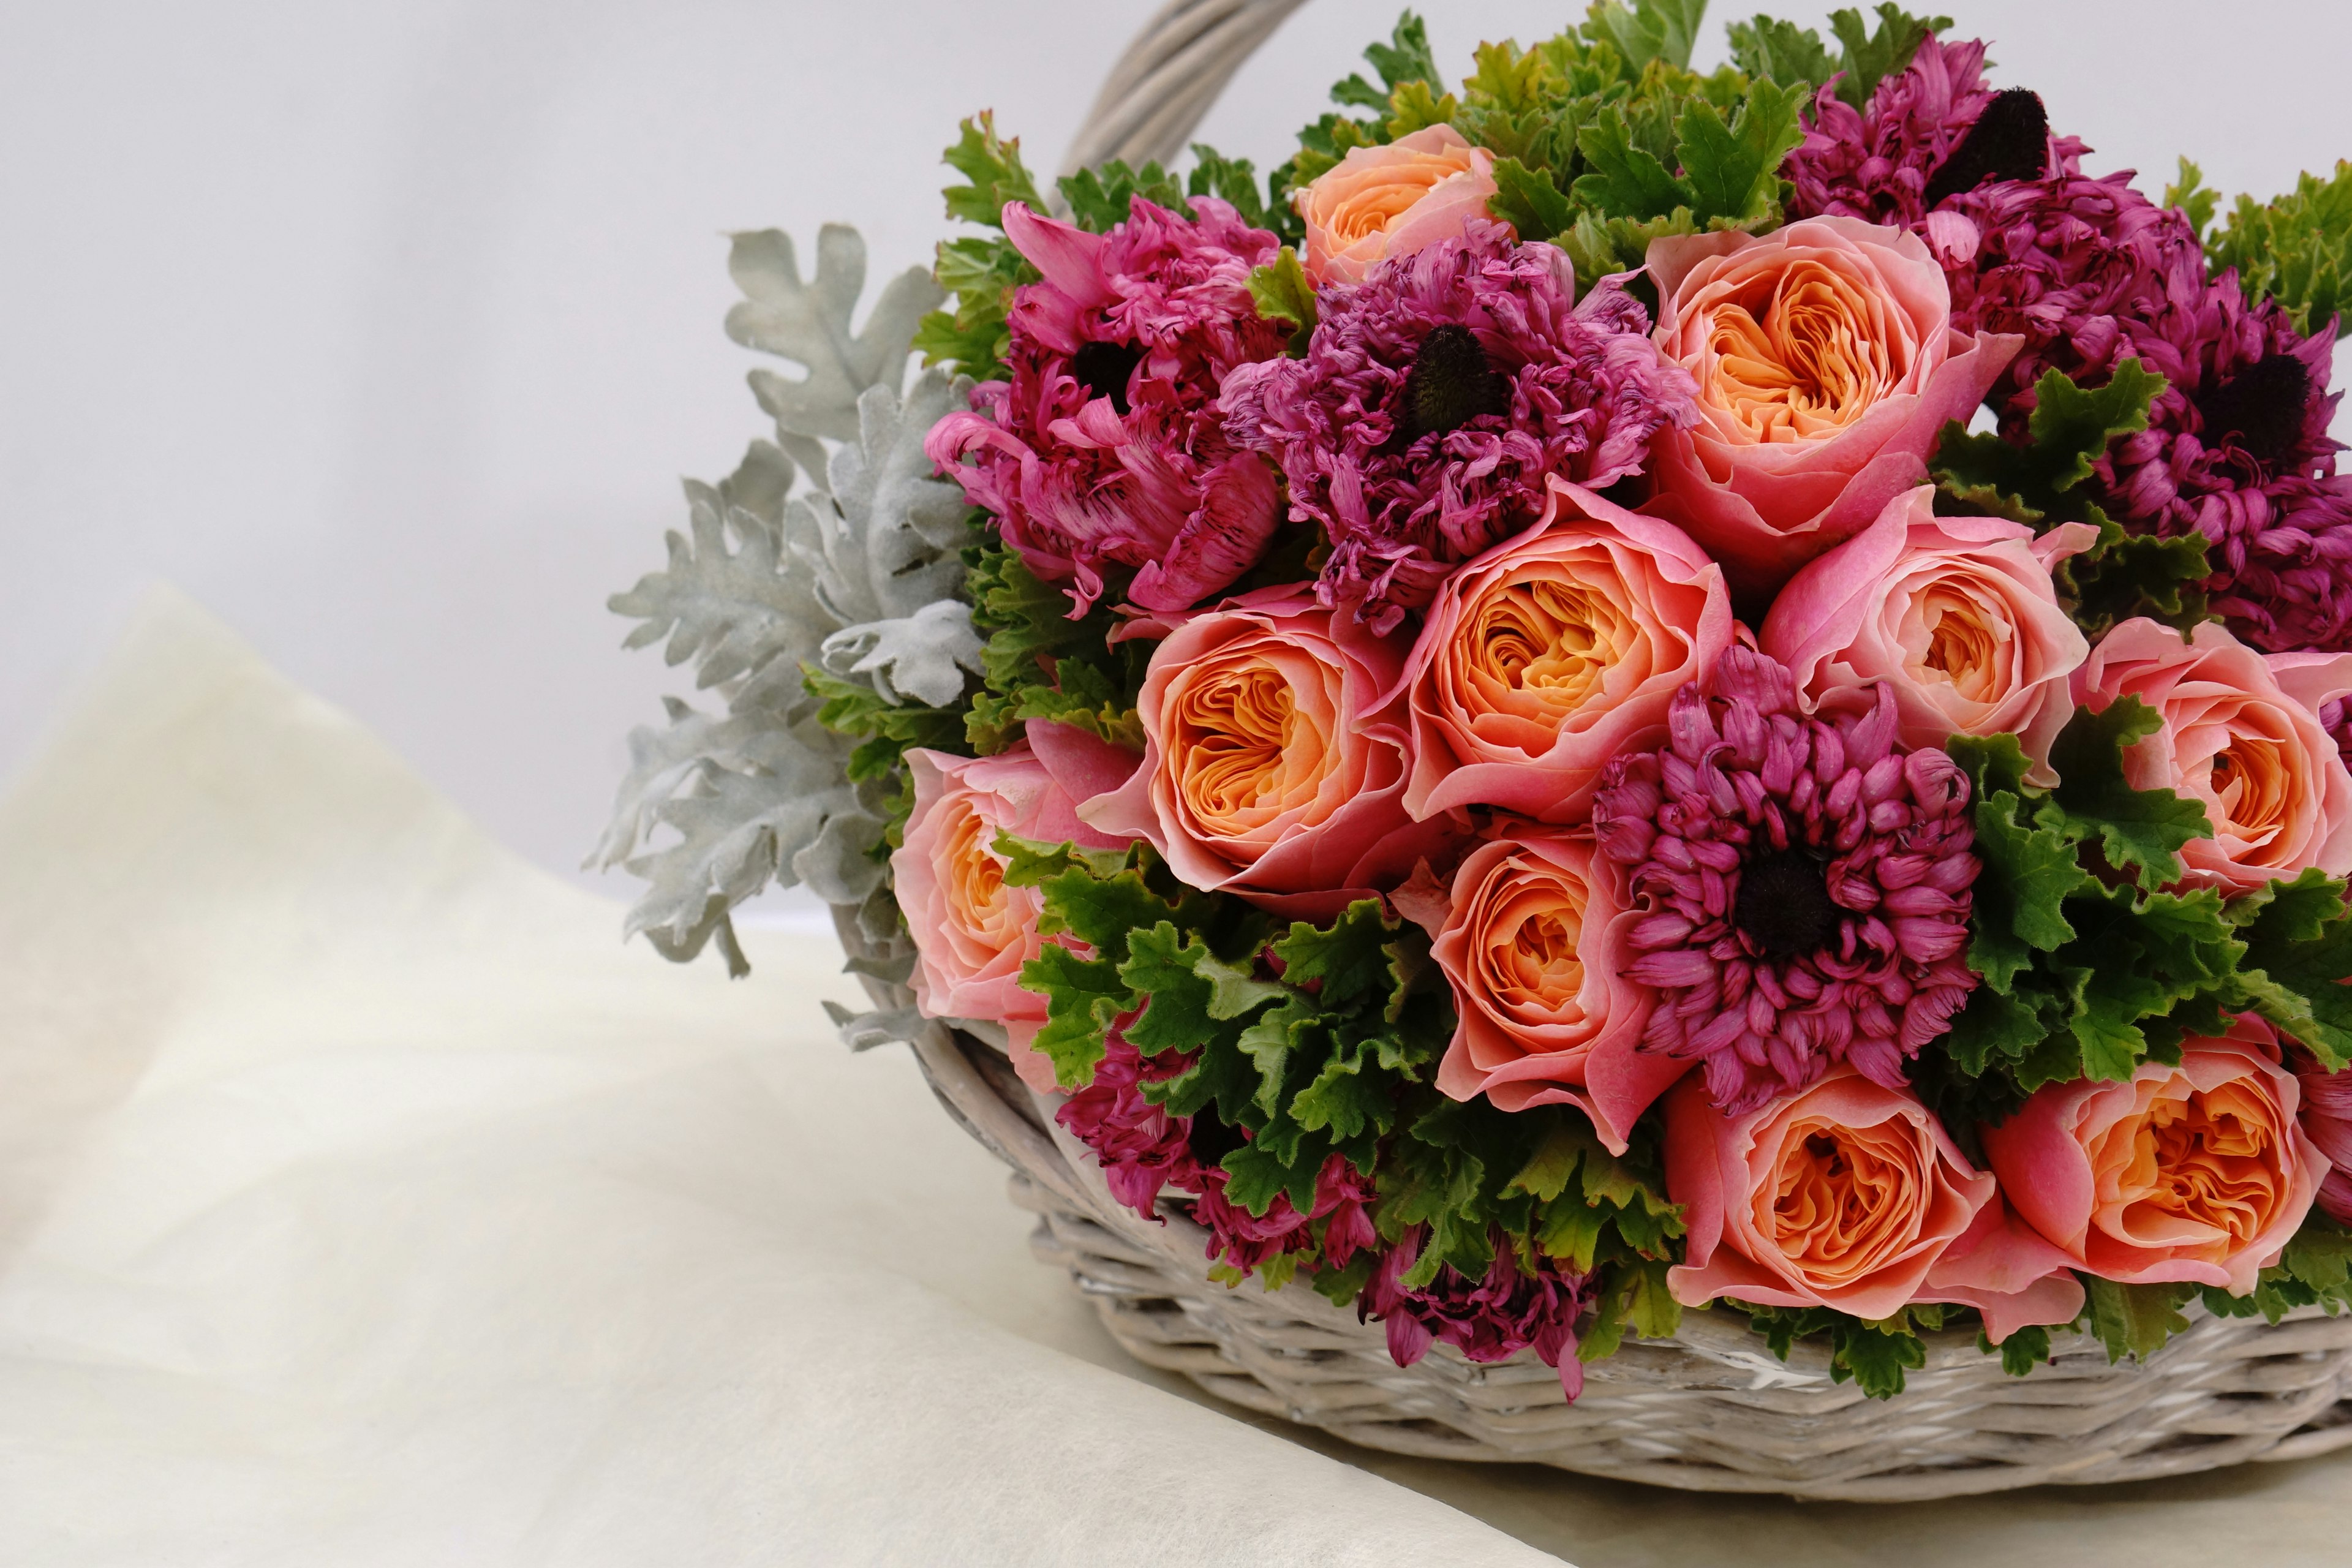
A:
[[848, 0, 2352, 1501]]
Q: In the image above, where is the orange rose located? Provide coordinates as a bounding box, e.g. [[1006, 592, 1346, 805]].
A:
[[1297, 124, 1501, 285], [1665, 1068, 2084, 1340], [1984, 1016, 2327, 1294], [1642, 217, 2020, 601], [1428, 824, 1683, 1153], [1400, 477, 1732, 821], [1078, 588, 1457, 916]]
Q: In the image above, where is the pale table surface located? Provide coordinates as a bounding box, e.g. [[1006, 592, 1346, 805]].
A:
[[5, 589, 2347, 1566]]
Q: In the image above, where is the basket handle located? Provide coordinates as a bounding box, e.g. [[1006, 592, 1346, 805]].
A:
[[1060, 0, 1311, 178]]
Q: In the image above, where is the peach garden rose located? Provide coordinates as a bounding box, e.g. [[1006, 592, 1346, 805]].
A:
[[1079, 587, 1457, 917], [1400, 476, 1733, 822], [1983, 1016, 2326, 1294], [894, 734, 1137, 1093], [1425, 824, 1683, 1153], [1642, 216, 2022, 601], [1296, 124, 1501, 285], [2076, 617, 2352, 893], [1760, 485, 2097, 781], [1664, 1067, 2085, 1340]]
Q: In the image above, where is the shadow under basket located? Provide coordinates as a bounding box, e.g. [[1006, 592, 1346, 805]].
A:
[[870, 933, 2352, 1501]]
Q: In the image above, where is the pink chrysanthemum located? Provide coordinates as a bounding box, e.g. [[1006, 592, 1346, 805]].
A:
[[1219, 220, 1697, 635], [925, 197, 1292, 616], [1591, 649, 1981, 1114], [1357, 1227, 1595, 1400], [1055, 1025, 1377, 1275]]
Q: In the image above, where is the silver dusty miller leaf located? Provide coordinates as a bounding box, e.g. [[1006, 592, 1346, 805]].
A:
[[818, 598, 984, 709], [787, 367, 974, 628], [726, 225, 944, 443]]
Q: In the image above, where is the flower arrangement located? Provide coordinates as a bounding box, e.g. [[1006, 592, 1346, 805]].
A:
[[601, 2, 2352, 1401]]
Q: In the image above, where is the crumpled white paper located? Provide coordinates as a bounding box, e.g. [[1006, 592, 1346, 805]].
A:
[[0, 588, 1556, 1567]]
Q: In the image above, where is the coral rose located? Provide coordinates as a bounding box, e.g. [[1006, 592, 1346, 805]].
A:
[[2076, 617, 2352, 894], [1665, 1068, 2084, 1339], [1760, 484, 2096, 782], [1427, 824, 1683, 1153], [1983, 1016, 2326, 1294], [1400, 476, 1734, 821], [1642, 216, 2021, 601], [894, 733, 1137, 1091], [1079, 588, 1457, 917], [1297, 124, 1501, 285]]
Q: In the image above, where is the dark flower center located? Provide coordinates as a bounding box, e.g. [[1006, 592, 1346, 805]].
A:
[[1071, 339, 1142, 416], [1733, 848, 1841, 961], [1400, 324, 1512, 442], [2198, 352, 2313, 471], [1923, 88, 2051, 208]]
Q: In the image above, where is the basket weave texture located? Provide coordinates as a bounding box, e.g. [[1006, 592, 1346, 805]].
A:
[[839, 907, 2352, 1500], [838, 0, 2352, 1501]]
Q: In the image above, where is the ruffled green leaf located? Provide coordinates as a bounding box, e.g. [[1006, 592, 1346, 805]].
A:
[[940, 111, 1044, 229], [2201, 158, 2352, 339], [2083, 1278, 2194, 1363], [1824, 6, 1950, 111]]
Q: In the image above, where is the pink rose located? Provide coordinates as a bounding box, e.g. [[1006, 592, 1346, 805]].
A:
[[1400, 477, 1733, 822], [1079, 587, 1457, 918], [1427, 824, 1684, 1153], [1665, 1068, 2084, 1340], [1760, 485, 2096, 782], [1296, 124, 1501, 285], [894, 732, 1137, 1091], [1641, 216, 2022, 601], [1984, 1016, 2326, 1294], [2076, 617, 2352, 893]]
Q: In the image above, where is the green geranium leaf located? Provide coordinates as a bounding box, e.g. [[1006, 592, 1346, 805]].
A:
[[1673, 76, 1805, 225], [2083, 1278, 2195, 1363], [1058, 159, 1189, 232], [1992, 1324, 2054, 1378], [1836, 1322, 1927, 1400], [2045, 698, 2212, 891], [1725, 17, 1837, 91], [2204, 158, 2352, 340], [1245, 247, 1318, 356], [2234, 869, 2352, 1067], [941, 112, 1046, 228], [1581, 0, 1709, 71], [1274, 900, 1405, 1005], [1488, 156, 1577, 243], [1574, 105, 1693, 222], [1825, 6, 1951, 111]]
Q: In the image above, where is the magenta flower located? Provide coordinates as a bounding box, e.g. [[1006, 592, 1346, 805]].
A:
[[1055, 1024, 1377, 1276], [1785, 36, 2084, 232], [925, 197, 1293, 616], [1219, 221, 1697, 635], [2294, 1048, 2352, 1225], [1591, 649, 1980, 1114], [1357, 1227, 1596, 1400]]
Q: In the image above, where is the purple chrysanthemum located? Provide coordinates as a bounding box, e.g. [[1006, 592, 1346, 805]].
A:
[[925, 197, 1293, 616], [1784, 36, 2085, 232], [1591, 649, 1980, 1114], [1788, 32, 2352, 656], [1055, 1025, 1377, 1275], [1219, 220, 1697, 635], [1357, 1227, 1595, 1400]]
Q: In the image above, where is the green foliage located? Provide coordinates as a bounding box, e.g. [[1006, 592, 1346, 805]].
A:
[[940, 111, 1045, 228], [1737, 1302, 1935, 1399], [1186, 145, 1297, 244], [1245, 248, 1319, 356], [1936, 720, 2352, 1122], [801, 665, 968, 849], [2231, 868, 2352, 1069], [2082, 1278, 2196, 1363], [1930, 360, 2212, 641], [1058, 160, 1189, 232], [914, 114, 1046, 379], [1929, 714, 2231, 1119], [1724, 6, 1946, 109], [2176, 157, 2352, 341], [1275, 7, 1804, 282], [1986, 1324, 2053, 1377], [962, 537, 1149, 756]]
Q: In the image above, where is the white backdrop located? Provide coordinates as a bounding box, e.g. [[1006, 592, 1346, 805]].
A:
[[6, 0, 2351, 895]]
